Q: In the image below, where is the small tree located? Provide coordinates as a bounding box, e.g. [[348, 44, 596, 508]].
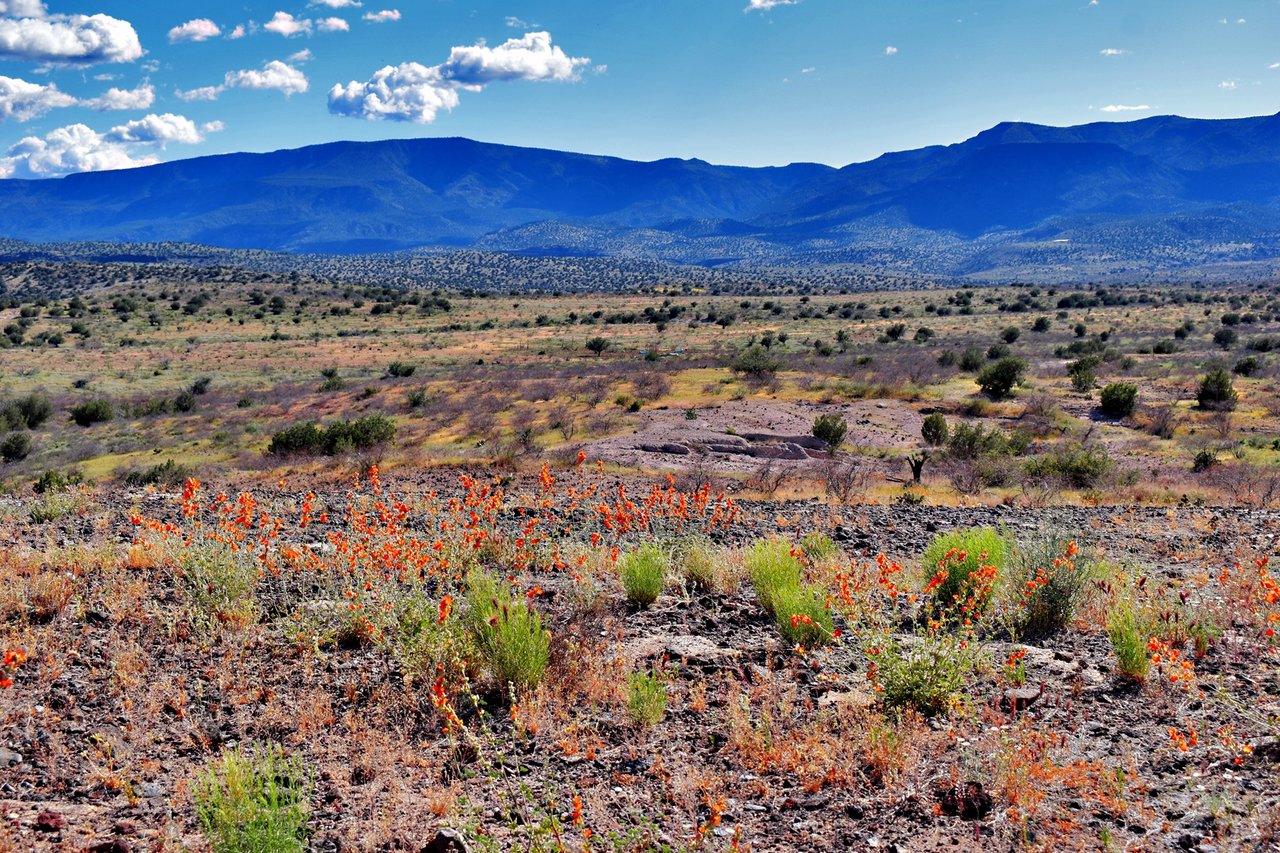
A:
[[70, 400, 113, 427], [812, 414, 848, 453], [1067, 356, 1100, 393], [731, 344, 781, 379], [1197, 368, 1238, 411], [1099, 383, 1138, 418], [977, 357, 1027, 400], [586, 337, 611, 357], [921, 412, 949, 447], [1213, 328, 1238, 350]]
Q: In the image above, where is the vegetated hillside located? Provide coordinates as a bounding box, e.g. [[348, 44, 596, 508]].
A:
[[3, 113, 1280, 279]]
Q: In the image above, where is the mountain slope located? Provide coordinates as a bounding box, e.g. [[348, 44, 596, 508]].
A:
[[3, 113, 1280, 278]]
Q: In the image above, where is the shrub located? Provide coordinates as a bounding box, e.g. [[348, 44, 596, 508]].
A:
[[626, 669, 668, 726], [811, 413, 848, 452], [922, 412, 949, 446], [180, 545, 259, 632], [195, 745, 309, 853], [921, 527, 1008, 616], [174, 390, 197, 412], [1009, 537, 1092, 640], [1067, 356, 1100, 393], [1099, 383, 1138, 418], [1213, 328, 1239, 350], [1197, 368, 1238, 411], [267, 416, 396, 456], [620, 543, 668, 606], [874, 633, 980, 717], [957, 347, 985, 371], [772, 584, 833, 646], [585, 336, 611, 356], [386, 361, 416, 378], [70, 399, 113, 427], [465, 572, 551, 690], [1023, 443, 1114, 488], [33, 468, 83, 494], [745, 539, 804, 616], [0, 392, 51, 430], [1002, 326, 1021, 344], [1107, 603, 1149, 681], [731, 344, 782, 378], [1, 432, 31, 462], [976, 357, 1027, 400], [1234, 356, 1262, 377], [799, 531, 839, 563], [123, 459, 194, 487]]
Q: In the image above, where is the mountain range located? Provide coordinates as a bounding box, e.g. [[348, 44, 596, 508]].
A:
[[4, 111, 1280, 279]]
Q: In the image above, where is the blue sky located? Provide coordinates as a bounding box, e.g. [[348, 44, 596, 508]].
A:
[[0, 0, 1277, 178]]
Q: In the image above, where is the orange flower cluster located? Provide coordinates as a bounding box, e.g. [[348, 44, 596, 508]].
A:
[[1167, 726, 1198, 752], [1147, 637, 1196, 687], [0, 649, 25, 688]]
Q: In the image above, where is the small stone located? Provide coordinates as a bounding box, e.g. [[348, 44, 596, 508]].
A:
[[421, 828, 470, 853], [0, 747, 20, 767], [35, 811, 65, 832]]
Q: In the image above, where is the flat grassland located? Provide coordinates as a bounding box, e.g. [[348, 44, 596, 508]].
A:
[[1, 264, 1279, 852]]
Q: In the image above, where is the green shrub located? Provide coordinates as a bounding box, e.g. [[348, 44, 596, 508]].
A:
[[921, 527, 1009, 616], [1197, 368, 1238, 411], [124, 459, 194, 487], [771, 584, 833, 647], [812, 413, 848, 452], [1098, 383, 1138, 418], [1067, 356, 1100, 393], [0, 392, 52, 430], [267, 416, 396, 456], [70, 399, 113, 427], [1008, 536, 1093, 640], [1023, 443, 1114, 488], [180, 545, 259, 632], [799, 531, 839, 563], [1107, 603, 1149, 681], [465, 572, 551, 691], [976, 357, 1027, 400], [387, 361, 417, 378], [922, 412, 949, 446], [745, 539, 804, 616], [620, 543, 668, 606], [875, 633, 980, 717], [195, 745, 309, 853], [174, 390, 197, 412], [33, 468, 83, 494], [731, 344, 781, 378], [1, 431, 31, 462], [1234, 356, 1262, 377], [626, 669, 668, 726], [957, 347, 985, 371]]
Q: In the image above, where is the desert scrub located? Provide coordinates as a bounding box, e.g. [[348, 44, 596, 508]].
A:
[[921, 526, 1009, 618], [745, 538, 805, 616], [465, 572, 551, 691], [28, 491, 82, 523], [177, 544, 259, 633], [677, 537, 738, 593], [1107, 602, 1150, 681], [773, 584, 834, 647], [195, 745, 309, 853], [871, 632, 982, 717], [799, 531, 840, 563], [619, 543, 668, 606], [1008, 536, 1093, 640], [626, 668, 669, 725]]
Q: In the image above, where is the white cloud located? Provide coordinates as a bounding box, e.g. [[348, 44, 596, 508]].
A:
[[1269, 62, 1280, 70], [81, 81, 154, 110], [363, 9, 400, 23], [288, 48, 313, 63], [328, 62, 460, 122], [0, 75, 74, 121], [0, 0, 47, 16], [0, 13, 143, 66], [224, 59, 309, 95], [168, 18, 221, 43], [317, 17, 349, 31], [439, 31, 589, 85], [309, 0, 360, 6], [745, 0, 800, 11], [0, 112, 211, 178], [884, 45, 897, 55], [330, 31, 589, 123], [1099, 104, 1150, 112], [1219, 79, 1237, 90], [505, 16, 535, 29], [263, 11, 311, 37], [200, 119, 224, 133], [1099, 48, 1128, 56], [105, 112, 203, 145], [227, 24, 246, 39], [175, 85, 219, 101]]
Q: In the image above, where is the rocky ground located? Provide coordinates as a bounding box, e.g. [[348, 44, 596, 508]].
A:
[[1, 474, 1279, 853]]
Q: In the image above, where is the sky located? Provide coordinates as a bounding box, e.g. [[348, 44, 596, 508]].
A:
[[0, 0, 1278, 179]]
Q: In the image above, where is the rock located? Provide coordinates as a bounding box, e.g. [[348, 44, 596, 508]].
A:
[[665, 635, 741, 666], [35, 811, 65, 832], [937, 781, 993, 820], [1002, 685, 1044, 713], [87, 842, 130, 853], [0, 747, 20, 767], [817, 689, 877, 711], [138, 781, 165, 800], [421, 828, 470, 853]]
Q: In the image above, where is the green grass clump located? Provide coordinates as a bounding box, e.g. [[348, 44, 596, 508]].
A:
[[921, 526, 1009, 616], [1107, 602, 1150, 681], [799, 531, 840, 563], [745, 539, 804, 616], [465, 572, 551, 691], [195, 745, 309, 853], [875, 634, 980, 717], [746, 538, 833, 648], [626, 669, 669, 726], [1008, 535, 1094, 640], [179, 544, 259, 632], [620, 543, 669, 606]]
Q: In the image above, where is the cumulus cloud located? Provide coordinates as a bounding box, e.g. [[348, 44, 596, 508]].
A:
[[0, 74, 74, 121], [745, 0, 800, 11], [175, 85, 219, 101], [884, 45, 897, 55], [263, 11, 311, 37], [81, 81, 154, 110], [0, 13, 143, 66], [227, 24, 246, 39], [330, 31, 588, 124], [505, 16, 535, 29], [225, 59, 309, 94], [0, 0, 47, 16], [317, 17, 349, 31], [1099, 104, 1150, 112], [309, 0, 360, 6], [168, 18, 220, 43], [0, 112, 214, 178], [363, 9, 400, 22], [201, 119, 223, 133]]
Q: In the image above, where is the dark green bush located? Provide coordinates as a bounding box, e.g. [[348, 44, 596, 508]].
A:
[[124, 459, 194, 487], [922, 412, 949, 446], [1024, 443, 1114, 488], [1099, 383, 1138, 418], [1, 431, 31, 462], [70, 400, 113, 427], [1197, 368, 1238, 411], [812, 414, 848, 452], [976, 357, 1027, 400], [268, 415, 396, 457]]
